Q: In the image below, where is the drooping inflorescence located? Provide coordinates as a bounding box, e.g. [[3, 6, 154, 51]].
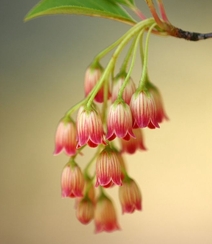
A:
[[54, 12, 168, 235], [51, 0, 211, 233]]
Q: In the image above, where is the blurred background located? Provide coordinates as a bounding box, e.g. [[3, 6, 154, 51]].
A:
[[1, 0, 212, 243]]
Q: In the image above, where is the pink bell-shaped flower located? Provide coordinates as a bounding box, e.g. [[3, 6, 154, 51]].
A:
[[119, 177, 142, 214], [111, 75, 136, 105], [76, 105, 105, 148], [84, 64, 110, 103], [61, 160, 85, 198], [54, 118, 77, 156], [95, 146, 122, 188], [149, 85, 168, 123], [76, 197, 94, 225], [120, 128, 147, 154], [94, 194, 120, 233], [130, 90, 160, 129], [106, 101, 135, 141]]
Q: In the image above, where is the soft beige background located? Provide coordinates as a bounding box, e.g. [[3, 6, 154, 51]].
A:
[[1, 0, 212, 243]]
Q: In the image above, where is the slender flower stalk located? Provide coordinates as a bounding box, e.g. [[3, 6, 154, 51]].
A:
[[87, 19, 155, 107], [138, 23, 157, 89], [93, 19, 154, 63], [75, 176, 96, 206], [119, 39, 137, 74], [84, 148, 101, 179], [117, 30, 144, 100]]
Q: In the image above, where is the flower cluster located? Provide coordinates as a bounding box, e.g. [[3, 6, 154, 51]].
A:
[[24, 0, 211, 234], [54, 7, 168, 234]]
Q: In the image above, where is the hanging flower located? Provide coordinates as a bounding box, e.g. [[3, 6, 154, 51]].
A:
[[106, 101, 135, 141], [95, 146, 122, 188], [76, 105, 105, 148], [115, 152, 127, 181], [121, 128, 147, 154], [119, 178, 142, 214], [76, 197, 94, 225], [61, 161, 85, 198], [45, 0, 185, 232], [111, 74, 136, 105], [149, 85, 168, 123], [130, 90, 160, 129], [54, 118, 77, 156], [94, 194, 120, 233], [84, 64, 110, 103]]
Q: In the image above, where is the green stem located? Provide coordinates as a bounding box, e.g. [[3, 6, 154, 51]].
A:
[[99, 186, 106, 197], [87, 19, 155, 108], [65, 98, 87, 117], [138, 23, 157, 89], [84, 146, 102, 176], [94, 38, 124, 62], [93, 25, 137, 62], [139, 32, 144, 64], [102, 75, 109, 124], [67, 157, 77, 168], [118, 30, 144, 100], [84, 178, 95, 198], [72, 145, 86, 160], [120, 39, 136, 73]]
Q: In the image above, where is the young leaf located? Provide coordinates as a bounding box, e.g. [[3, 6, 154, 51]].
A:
[[25, 0, 136, 25]]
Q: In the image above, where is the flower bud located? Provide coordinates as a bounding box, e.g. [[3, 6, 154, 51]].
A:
[[76, 198, 94, 225]]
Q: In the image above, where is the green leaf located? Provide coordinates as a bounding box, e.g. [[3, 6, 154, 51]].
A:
[[24, 0, 136, 25], [108, 0, 135, 7]]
